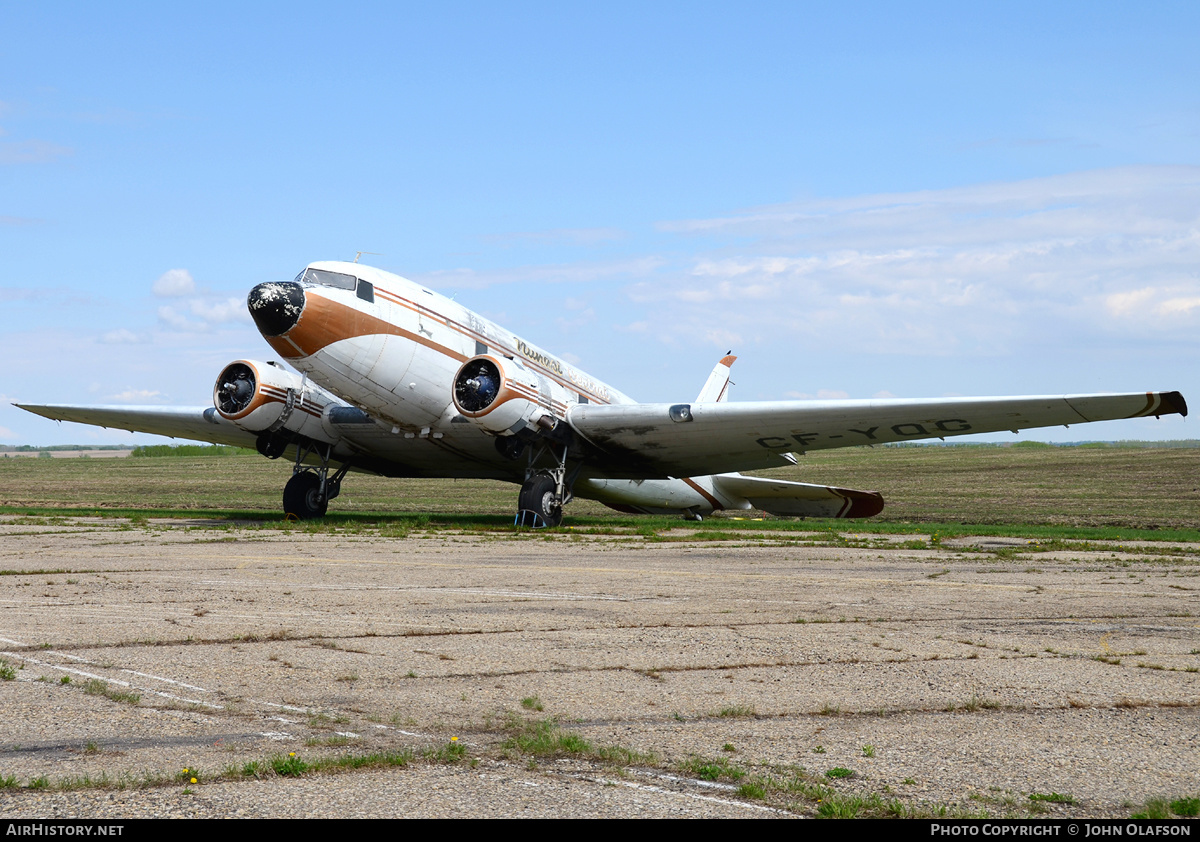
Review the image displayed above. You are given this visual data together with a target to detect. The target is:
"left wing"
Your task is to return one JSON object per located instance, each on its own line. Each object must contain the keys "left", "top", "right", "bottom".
{"left": 567, "top": 391, "right": 1188, "bottom": 479}
{"left": 15, "top": 404, "right": 261, "bottom": 450}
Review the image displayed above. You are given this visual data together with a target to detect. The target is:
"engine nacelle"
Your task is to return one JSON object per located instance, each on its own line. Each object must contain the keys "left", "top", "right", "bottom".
{"left": 212, "top": 359, "right": 334, "bottom": 445}
{"left": 452, "top": 354, "right": 559, "bottom": 435}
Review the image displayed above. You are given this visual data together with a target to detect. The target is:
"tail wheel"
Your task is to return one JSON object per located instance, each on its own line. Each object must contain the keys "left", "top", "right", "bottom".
{"left": 518, "top": 474, "right": 562, "bottom": 528}
{"left": 283, "top": 471, "right": 328, "bottom": 520}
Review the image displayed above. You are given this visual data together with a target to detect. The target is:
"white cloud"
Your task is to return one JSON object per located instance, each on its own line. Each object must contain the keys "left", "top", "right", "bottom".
{"left": 0, "top": 139, "right": 73, "bottom": 164}
{"left": 157, "top": 305, "right": 200, "bottom": 331}
{"left": 482, "top": 227, "right": 626, "bottom": 247}
{"left": 415, "top": 256, "right": 666, "bottom": 291}
{"left": 100, "top": 328, "right": 142, "bottom": 344}
{"left": 188, "top": 297, "right": 251, "bottom": 324}
{"left": 630, "top": 166, "right": 1200, "bottom": 357}
{"left": 153, "top": 269, "right": 196, "bottom": 297}
{"left": 156, "top": 295, "right": 251, "bottom": 332}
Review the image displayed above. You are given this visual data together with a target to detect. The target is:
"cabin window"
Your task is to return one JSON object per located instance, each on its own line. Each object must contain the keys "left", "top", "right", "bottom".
{"left": 296, "top": 268, "right": 357, "bottom": 290}
{"left": 356, "top": 280, "right": 375, "bottom": 303}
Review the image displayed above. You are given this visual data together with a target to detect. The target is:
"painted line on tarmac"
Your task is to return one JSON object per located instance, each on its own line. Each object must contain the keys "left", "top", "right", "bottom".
{"left": 553, "top": 770, "right": 786, "bottom": 815}
{"left": 1, "top": 651, "right": 222, "bottom": 709}
{"left": 0, "top": 632, "right": 223, "bottom": 708}
{"left": 190, "top": 579, "right": 643, "bottom": 601}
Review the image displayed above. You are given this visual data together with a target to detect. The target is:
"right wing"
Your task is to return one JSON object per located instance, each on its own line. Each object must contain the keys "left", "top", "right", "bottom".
{"left": 568, "top": 391, "right": 1188, "bottom": 479}
{"left": 15, "top": 404, "right": 261, "bottom": 449}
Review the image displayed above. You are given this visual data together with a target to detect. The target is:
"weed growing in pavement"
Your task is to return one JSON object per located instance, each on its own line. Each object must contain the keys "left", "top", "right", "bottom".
{"left": 0, "top": 659, "right": 14, "bottom": 680}
{"left": 424, "top": 738, "right": 468, "bottom": 763}
{"left": 1132, "top": 798, "right": 1172, "bottom": 819}
{"left": 1170, "top": 797, "right": 1200, "bottom": 817}
{"left": 679, "top": 755, "right": 745, "bottom": 782}
{"left": 825, "top": 767, "right": 855, "bottom": 779}
{"left": 521, "top": 696, "right": 544, "bottom": 712}
{"left": 82, "top": 679, "right": 139, "bottom": 705}
{"left": 503, "top": 717, "right": 591, "bottom": 758}
{"left": 716, "top": 704, "right": 756, "bottom": 718}
{"left": 1029, "top": 792, "right": 1074, "bottom": 804}
{"left": 270, "top": 753, "right": 310, "bottom": 777}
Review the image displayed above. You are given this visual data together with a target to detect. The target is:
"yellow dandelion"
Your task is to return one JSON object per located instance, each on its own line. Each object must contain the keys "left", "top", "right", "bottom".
{"left": 190, "top": 777, "right": 197, "bottom": 784}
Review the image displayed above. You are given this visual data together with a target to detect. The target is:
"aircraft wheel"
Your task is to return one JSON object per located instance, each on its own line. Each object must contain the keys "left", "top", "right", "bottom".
{"left": 283, "top": 471, "right": 328, "bottom": 520}
{"left": 518, "top": 475, "right": 562, "bottom": 527}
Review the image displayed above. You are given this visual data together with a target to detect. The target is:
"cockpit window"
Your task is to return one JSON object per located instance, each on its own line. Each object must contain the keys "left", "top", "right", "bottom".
{"left": 294, "top": 268, "right": 357, "bottom": 290}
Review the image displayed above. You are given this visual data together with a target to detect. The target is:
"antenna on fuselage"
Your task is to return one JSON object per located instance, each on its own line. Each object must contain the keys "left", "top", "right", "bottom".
{"left": 353, "top": 251, "right": 381, "bottom": 264}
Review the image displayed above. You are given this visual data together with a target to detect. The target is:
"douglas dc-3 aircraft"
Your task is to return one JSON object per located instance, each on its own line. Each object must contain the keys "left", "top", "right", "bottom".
{"left": 18, "top": 261, "right": 1189, "bottom": 526}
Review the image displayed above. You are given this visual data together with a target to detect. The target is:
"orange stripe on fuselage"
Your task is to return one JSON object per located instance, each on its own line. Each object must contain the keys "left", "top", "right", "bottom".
{"left": 263, "top": 281, "right": 614, "bottom": 408}
{"left": 273, "top": 293, "right": 469, "bottom": 365}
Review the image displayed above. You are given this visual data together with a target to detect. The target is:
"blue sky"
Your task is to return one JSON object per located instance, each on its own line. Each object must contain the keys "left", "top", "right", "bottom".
{"left": 3, "top": 1, "right": 1198, "bottom": 445}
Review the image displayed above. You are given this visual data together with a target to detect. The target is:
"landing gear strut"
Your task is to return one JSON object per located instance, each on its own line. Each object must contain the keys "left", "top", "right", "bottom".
{"left": 515, "top": 440, "right": 580, "bottom": 528}
{"left": 282, "top": 440, "right": 350, "bottom": 520}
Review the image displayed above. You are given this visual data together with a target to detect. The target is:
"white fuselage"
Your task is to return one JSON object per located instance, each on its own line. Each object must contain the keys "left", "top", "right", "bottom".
{"left": 258, "top": 261, "right": 741, "bottom": 516}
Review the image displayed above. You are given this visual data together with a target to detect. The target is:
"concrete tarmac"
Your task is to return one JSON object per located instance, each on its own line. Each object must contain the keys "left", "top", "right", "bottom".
{"left": 1, "top": 516, "right": 1197, "bottom": 818}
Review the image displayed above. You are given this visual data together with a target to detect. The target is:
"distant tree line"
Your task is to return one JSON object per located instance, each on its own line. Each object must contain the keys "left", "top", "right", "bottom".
{"left": 130, "top": 444, "right": 258, "bottom": 458}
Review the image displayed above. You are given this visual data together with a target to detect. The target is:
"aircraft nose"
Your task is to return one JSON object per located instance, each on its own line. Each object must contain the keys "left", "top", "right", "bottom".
{"left": 247, "top": 281, "right": 305, "bottom": 336}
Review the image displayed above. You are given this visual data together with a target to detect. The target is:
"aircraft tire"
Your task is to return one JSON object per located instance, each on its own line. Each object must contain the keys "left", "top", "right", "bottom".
{"left": 518, "top": 475, "right": 563, "bottom": 527}
{"left": 283, "top": 471, "right": 328, "bottom": 520}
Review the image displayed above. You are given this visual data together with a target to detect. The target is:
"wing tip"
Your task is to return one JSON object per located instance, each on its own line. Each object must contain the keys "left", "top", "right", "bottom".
{"left": 1161, "top": 391, "right": 1188, "bottom": 418}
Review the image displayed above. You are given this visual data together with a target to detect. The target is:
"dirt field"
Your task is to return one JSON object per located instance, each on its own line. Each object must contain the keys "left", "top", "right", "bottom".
{"left": 1, "top": 514, "right": 1198, "bottom": 818}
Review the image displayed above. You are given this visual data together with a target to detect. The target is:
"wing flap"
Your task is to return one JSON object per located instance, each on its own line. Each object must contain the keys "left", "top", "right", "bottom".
{"left": 568, "top": 391, "right": 1187, "bottom": 479}
{"left": 713, "top": 474, "right": 884, "bottom": 518}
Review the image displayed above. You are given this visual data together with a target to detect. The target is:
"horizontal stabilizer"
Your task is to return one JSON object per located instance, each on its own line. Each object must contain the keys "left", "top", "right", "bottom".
{"left": 712, "top": 474, "right": 884, "bottom": 518}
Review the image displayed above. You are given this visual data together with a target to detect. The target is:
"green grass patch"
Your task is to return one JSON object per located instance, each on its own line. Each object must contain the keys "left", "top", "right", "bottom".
{"left": 715, "top": 704, "right": 756, "bottom": 718}
{"left": 679, "top": 755, "right": 746, "bottom": 782}
{"left": 504, "top": 718, "right": 592, "bottom": 758}
{"left": 81, "top": 679, "right": 140, "bottom": 705}
{"left": 1170, "top": 797, "right": 1200, "bottom": 817}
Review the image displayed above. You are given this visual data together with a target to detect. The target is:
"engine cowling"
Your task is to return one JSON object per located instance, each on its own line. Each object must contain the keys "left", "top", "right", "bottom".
{"left": 212, "top": 359, "right": 333, "bottom": 444}
{"left": 452, "top": 354, "right": 554, "bottom": 435}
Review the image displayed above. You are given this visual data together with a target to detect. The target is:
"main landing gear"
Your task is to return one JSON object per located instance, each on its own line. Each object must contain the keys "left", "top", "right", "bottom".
{"left": 515, "top": 440, "right": 580, "bottom": 528}
{"left": 280, "top": 439, "right": 350, "bottom": 520}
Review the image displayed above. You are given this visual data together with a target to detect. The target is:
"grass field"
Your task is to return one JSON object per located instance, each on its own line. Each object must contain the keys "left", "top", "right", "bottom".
{"left": 2, "top": 445, "right": 1196, "bottom": 534}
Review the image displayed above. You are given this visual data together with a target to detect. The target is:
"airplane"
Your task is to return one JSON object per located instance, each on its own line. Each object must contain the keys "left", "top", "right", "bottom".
{"left": 16, "top": 260, "right": 1189, "bottom": 527}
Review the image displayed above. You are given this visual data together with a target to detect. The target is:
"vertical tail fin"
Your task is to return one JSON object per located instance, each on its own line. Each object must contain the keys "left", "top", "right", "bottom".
{"left": 695, "top": 353, "right": 737, "bottom": 403}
